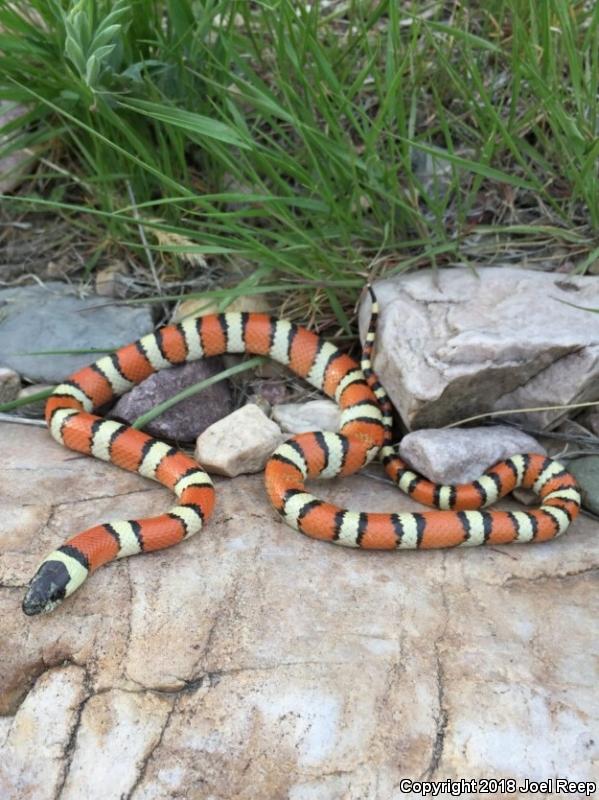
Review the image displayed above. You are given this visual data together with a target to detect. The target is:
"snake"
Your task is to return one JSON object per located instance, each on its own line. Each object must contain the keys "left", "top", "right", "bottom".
{"left": 22, "top": 289, "right": 582, "bottom": 615}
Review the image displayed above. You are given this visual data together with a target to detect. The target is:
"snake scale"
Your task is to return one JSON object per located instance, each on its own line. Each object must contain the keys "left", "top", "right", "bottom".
{"left": 22, "top": 290, "right": 582, "bottom": 615}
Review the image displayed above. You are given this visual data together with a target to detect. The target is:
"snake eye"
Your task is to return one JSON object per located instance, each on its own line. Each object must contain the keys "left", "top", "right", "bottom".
{"left": 22, "top": 560, "right": 70, "bottom": 616}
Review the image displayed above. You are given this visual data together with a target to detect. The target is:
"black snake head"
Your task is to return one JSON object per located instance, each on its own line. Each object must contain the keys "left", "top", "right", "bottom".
{"left": 22, "top": 560, "right": 70, "bottom": 615}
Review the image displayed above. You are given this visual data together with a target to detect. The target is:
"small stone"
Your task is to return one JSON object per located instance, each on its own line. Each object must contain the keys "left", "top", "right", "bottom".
{"left": 565, "top": 456, "right": 599, "bottom": 515}
{"left": 253, "top": 380, "right": 289, "bottom": 406}
{"left": 94, "top": 262, "right": 127, "bottom": 298}
{"left": 587, "top": 257, "right": 599, "bottom": 275}
{"left": 248, "top": 379, "right": 290, "bottom": 407}
{"left": 45, "top": 258, "right": 79, "bottom": 278}
{"left": 171, "top": 293, "right": 270, "bottom": 323}
{"left": 0, "top": 282, "right": 153, "bottom": 383}
{"left": 0, "top": 367, "right": 20, "bottom": 404}
{"left": 398, "top": 426, "right": 546, "bottom": 484}
{"left": 195, "top": 403, "right": 284, "bottom": 476}
{"left": 0, "top": 104, "right": 29, "bottom": 194}
{"left": 110, "top": 359, "right": 233, "bottom": 442}
{"left": 245, "top": 393, "right": 271, "bottom": 417}
{"left": 15, "top": 384, "right": 54, "bottom": 418}
{"left": 272, "top": 399, "right": 341, "bottom": 434}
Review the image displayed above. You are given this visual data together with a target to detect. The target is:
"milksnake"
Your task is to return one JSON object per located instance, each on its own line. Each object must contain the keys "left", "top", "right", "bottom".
{"left": 22, "top": 290, "right": 582, "bottom": 615}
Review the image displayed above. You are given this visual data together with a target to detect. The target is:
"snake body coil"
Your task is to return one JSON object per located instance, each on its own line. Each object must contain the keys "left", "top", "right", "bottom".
{"left": 22, "top": 294, "right": 581, "bottom": 615}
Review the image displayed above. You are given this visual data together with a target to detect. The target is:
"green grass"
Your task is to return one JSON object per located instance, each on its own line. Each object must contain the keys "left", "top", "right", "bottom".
{"left": 0, "top": 0, "right": 598, "bottom": 333}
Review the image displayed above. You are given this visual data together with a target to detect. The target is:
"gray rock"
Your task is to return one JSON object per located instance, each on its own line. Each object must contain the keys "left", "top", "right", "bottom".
{"left": 109, "top": 358, "right": 233, "bottom": 442}
{"left": 0, "top": 282, "right": 153, "bottom": 383}
{"left": 195, "top": 403, "right": 284, "bottom": 476}
{"left": 272, "top": 399, "right": 341, "bottom": 433}
{"left": 565, "top": 456, "right": 599, "bottom": 515}
{"left": 0, "top": 367, "right": 20, "bottom": 404}
{"left": 359, "top": 267, "right": 599, "bottom": 430}
{"left": 398, "top": 425, "right": 546, "bottom": 484}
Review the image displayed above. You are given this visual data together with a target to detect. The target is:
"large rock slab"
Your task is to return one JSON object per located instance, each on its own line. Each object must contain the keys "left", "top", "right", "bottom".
{"left": 0, "top": 282, "right": 153, "bottom": 382}
{"left": 1, "top": 422, "right": 598, "bottom": 796}
{"left": 359, "top": 268, "right": 599, "bottom": 430}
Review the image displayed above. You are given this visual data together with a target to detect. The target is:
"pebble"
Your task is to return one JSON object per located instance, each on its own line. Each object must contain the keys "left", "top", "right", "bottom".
{"left": 94, "top": 263, "right": 128, "bottom": 298}
{"left": 195, "top": 403, "right": 284, "bottom": 476}
{"left": 0, "top": 367, "right": 21, "bottom": 405}
{"left": 0, "top": 103, "right": 29, "bottom": 193}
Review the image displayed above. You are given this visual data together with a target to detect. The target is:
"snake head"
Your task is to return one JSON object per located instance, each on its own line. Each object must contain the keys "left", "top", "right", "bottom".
{"left": 22, "top": 560, "right": 70, "bottom": 616}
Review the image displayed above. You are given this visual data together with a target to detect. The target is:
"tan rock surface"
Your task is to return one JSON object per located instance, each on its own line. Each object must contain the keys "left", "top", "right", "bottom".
{"left": 1, "top": 422, "right": 598, "bottom": 797}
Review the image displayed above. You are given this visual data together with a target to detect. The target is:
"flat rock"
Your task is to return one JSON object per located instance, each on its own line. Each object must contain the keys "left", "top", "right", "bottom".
{"left": 399, "top": 425, "right": 546, "bottom": 484}
{"left": 272, "top": 399, "right": 341, "bottom": 433}
{"left": 195, "top": 403, "right": 284, "bottom": 476}
{"left": 0, "top": 282, "right": 153, "bottom": 383}
{"left": 110, "top": 358, "right": 233, "bottom": 442}
{"left": 0, "top": 367, "right": 20, "bottom": 404}
{"left": 359, "top": 267, "right": 599, "bottom": 430}
{"left": 1, "top": 422, "right": 598, "bottom": 796}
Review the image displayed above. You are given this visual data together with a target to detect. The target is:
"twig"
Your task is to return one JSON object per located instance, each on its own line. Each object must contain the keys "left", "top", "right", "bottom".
{"left": 0, "top": 412, "right": 46, "bottom": 427}
{"left": 126, "top": 180, "right": 161, "bottom": 295}
{"left": 446, "top": 400, "right": 599, "bottom": 428}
